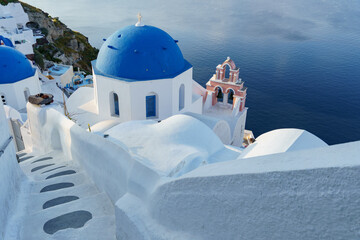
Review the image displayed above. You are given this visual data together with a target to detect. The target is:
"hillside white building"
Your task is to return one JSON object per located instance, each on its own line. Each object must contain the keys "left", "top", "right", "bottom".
{"left": 68, "top": 17, "right": 248, "bottom": 147}
{"left": 0, "top": 2, "right": 35, "bottom": 58}
{"left": 0, "top": 46, "right": 41, "bottom": 110}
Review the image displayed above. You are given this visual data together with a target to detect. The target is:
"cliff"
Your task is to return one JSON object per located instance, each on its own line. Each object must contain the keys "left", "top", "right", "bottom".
{"left": 4, "top": 1, "right": 99, "bottom": 73}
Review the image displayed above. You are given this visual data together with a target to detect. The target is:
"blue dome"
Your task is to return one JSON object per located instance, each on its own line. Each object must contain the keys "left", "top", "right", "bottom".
{"left": 0, "top": 46, "right": 35, "bottom": 84}
{"left": 0, "top": 35, "right": 14, "bottom": 47}
{"left": 95, "top": 25, "right": 188, "bottom": 80}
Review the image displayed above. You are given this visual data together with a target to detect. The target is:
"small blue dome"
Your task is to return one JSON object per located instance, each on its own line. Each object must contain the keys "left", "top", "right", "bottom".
{"left": 0, "top": 46, "right": 35, "bottom": 84}
{"left": 0, "top": 35, "right": 14, "bottom": 47}
{"left": 95, "top": 25, "right": 187, "bottom": 80}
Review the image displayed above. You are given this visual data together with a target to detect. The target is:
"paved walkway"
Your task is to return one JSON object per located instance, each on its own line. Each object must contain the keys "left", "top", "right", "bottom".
{"left": 17, "top": 151, "right": 116, "bottom": 239}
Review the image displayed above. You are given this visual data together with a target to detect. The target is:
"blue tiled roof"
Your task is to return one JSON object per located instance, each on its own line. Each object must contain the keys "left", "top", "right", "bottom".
{"left": 0, "top": 46, "right": 35, "bottom": 84}
{"left": 95, "top": 25, "right": 189, "bottom": 81}
{"left": 0, "top": 35, "right": 14, "bottom": 47}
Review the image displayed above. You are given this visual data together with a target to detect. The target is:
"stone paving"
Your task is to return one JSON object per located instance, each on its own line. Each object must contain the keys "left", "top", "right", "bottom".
{"left": 17, "top": 151, "right": 116, "bottom": 239}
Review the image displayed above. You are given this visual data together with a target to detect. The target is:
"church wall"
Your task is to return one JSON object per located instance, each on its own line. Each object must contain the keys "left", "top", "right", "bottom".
{"left": 129, "top": 78, "right": 173, "bottom": 120}
{"left": 232, "top": 108, "right": 247, "bottom": 146}
{"left": 94, "top": 74, "right": 132, "bottom": 122}
{"left": 171, "top": 68, "right": 193, "bottom": 115}
{"left": 12, "top": 73, "right": 41, "bottom": 110}
{"left": 188, "top": 94, "right": 203, "bottom": 114}
{"left": 0, "top": 73, "right": 41, "bottom": 111}
{"left": 0, "top": 84, "right": 18, "bottom": 109}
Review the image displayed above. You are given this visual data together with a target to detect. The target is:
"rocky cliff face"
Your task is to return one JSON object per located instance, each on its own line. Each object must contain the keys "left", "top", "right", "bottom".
{"left": 20, "top": 1, "right": 98, "bottom": 73}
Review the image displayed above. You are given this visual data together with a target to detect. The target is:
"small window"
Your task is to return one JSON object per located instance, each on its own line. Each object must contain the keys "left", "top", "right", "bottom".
{"left": 24, "top": 88, "right": 30, "bottom": 102}
{"left": 146, "top": 94, "right": 157, "bottom": 118}
{"left": 215, "top": 87, "right": 223, "bottom": 102}
{"left": 228, "top": 89, "right": 234, "bottom": 104}
{"left": 179, "top": 84, "right": 185, "bottom": 111}
{"left": 110, "top": 92, "right": 119, "bottom": 117}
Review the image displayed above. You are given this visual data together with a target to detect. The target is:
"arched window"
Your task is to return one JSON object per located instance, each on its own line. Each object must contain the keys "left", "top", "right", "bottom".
{"left": 215, "top": 86, "right": 223, "bottom": 102}
{"left": 24, "top": 88, "right": 30, "bottom": 102}
{"left": 110, "top": 92, "right": 119, "bottom": 117}
{"left": 227, "top": 89, "right": 235, "bottom": 104}
{"left": 179, "top": 84, "right": 185, "bottom": 111}
{"left": 224, "top": 64, "right": 231, "bottom": 80}
{"left": 146, "top": 93, "right": 158, "bottom": 118}
{"left": 1, "top": 93, "right": 6, "bottom": 105}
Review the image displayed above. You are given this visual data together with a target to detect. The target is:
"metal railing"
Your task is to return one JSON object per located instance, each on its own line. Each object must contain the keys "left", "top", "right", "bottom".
{"left": 0, "top": 136, "right": 13, "bottom": 158}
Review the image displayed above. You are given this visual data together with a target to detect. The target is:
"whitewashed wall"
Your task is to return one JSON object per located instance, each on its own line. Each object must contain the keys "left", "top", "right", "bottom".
{"left": 147, "top": 140, "right": 360, "bottom": 240}
{"left": 26, "top": 103, "right": 360, "bottom": 240}
{"left": 0, "top": 100, "right": 25, "bottom": 239}
{"left": 0, "top": 73, "right": 41, "bottom": 110}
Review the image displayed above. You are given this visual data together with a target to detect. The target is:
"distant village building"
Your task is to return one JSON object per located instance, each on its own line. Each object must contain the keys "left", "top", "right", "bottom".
{"left": 67, "top": 17, "right": 248, "bottom": 147}
{"left": 0, "top": 3, "right": 36, "bottom": 59}
{"left": 0, "top": 46, "right": 41, "bottom": 110}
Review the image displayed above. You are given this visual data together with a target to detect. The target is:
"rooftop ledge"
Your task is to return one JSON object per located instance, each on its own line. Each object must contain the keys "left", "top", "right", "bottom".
{"left": 92, "top": 59, "right": 193, "bottom": 82}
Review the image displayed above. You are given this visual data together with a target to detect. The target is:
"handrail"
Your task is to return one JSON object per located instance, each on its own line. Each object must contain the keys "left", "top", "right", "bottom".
{"left": 0, "top": 136, "right": 13, "bottom": 158}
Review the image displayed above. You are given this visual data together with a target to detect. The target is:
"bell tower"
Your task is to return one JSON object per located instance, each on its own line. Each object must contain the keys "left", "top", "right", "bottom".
{"left": 206, "top": 57, "right": 247, "bottom": 112}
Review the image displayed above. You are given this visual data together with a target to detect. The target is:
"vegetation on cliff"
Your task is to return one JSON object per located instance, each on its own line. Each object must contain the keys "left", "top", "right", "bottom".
{"left": 1, "top": 1, "right": 98, "bottom": 73}
{"left": 0, "top": 0, "right": 18, "bottom": 6}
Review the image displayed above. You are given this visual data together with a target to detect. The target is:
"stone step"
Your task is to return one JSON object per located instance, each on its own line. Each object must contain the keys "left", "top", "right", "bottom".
{"left": 21, "top": 193, "right": 114, "bottom": 239}
{"left": 30, "top": 172, "right": 88, "bottom": 194}
{"left": 26, "top": 183, "right": 100, "bottom": 214}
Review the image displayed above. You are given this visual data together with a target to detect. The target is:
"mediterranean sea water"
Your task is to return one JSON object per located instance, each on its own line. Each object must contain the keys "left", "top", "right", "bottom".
{"left": 23, "top": 0, "right": 360, "bottom": 145}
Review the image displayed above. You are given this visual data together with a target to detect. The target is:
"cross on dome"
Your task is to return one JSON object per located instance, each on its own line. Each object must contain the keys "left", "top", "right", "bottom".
{"left": 135, "top": 13, "right": 144, "bottom": 27}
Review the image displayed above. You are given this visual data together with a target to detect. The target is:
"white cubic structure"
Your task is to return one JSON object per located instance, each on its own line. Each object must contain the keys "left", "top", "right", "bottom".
{"left": 0, "top": 2, "right": 35, "bottom": 58}
{"left": 47, "top": 64, "right": 74, "bottom": 87}
{"left": 0, "top": 46, "right": 41, "bottom": 110}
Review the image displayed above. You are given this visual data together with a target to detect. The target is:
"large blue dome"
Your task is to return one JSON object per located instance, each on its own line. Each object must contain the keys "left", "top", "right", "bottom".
{"left": 0, "top": 46, "right": 35, "bottom": 84}
{"left": 95, "top": 25, "right": 189, "bottom": 80}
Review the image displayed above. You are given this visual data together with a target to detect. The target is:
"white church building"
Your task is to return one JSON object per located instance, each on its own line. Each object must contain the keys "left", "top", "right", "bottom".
{"left": 0, "top": 46, "right": 41, "bottom": 111}
{"left": 68, "top": 17, "right": 248, "bottom": 147}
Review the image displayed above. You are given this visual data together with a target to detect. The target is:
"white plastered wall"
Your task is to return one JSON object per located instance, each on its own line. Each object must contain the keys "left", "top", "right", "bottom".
{"left": 60, "top": 66, "right": 74, "bottom": 87}
{"left": 0, "top": 100, "right": 26, "bottom": 239}
{"left": 171, "top": 68, "right": 193, "bottom": 115}
{"left": 93, "top": 68, "right": 199, "bottom": 123}
{"left": 25, "top": 102, "right": 360, "bottom": 240}
{"left": 94, "top": 74, "right": 132, "bottom": 122}
{"left": 231, "top": 108, "right": 247, "bottom": 146}
{"left": 0, "top": 72, "right": 41, "bottom": 110}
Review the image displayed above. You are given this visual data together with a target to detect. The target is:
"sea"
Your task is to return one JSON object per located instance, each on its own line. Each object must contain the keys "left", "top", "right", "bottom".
{"left": 23, "top": 0, "right": 360, "bottom": 145}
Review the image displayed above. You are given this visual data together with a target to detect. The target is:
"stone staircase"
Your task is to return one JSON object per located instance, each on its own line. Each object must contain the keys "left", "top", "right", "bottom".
{"left": 17, "top": 151, "right": 116, "bottom": 239}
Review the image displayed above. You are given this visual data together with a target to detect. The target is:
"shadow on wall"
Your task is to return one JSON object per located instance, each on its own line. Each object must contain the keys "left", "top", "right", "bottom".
{"left": 50, "top": 128, "right": 62, "bottom": 150}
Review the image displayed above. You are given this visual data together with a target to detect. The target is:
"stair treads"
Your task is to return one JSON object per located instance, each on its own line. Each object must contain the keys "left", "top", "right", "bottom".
{"left": 46, "top": 170, "right": 76, "bottom": 179}
{"left": 43, "top": 210, "right": 92, "bottom": 235}
{"left": 31, "top": 164, "right": 55, "bottom": 172}
{"left": 17, "top": 153, "right": 27, "bottom": 158}
{"left": 41, "top": 166, "right": 66, "bottom": 174}
{"left": 40, "top": 183, "right": 74, "bottom": 193}
{"left": 32, "top": 157, "right": 53, "bottom": 164}
{"left": 19, "top": 156, "right": 34, "bottom": 162}
{"left": 43, "top": 196, "right": 79, "bottom": 209}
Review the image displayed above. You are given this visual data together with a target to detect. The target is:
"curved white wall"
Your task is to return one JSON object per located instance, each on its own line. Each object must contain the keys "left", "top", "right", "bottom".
{"left": 26, "top": 103, "right": 360, "bottom": 240}
{"left": 148, "top": 141, "right": 360, "bottom": 240}
{"left": 0, "top": 101, "right": 26, "bottom": 239}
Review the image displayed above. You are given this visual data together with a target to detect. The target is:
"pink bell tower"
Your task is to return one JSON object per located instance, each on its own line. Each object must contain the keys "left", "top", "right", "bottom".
{"left": 206, "top": 57, "right": 247, "bottom": 112}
